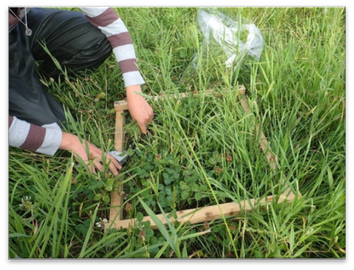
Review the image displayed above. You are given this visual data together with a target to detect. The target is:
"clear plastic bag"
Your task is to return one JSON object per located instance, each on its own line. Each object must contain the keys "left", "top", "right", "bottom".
{"left": 180, "top": 8, "right": 264, "bottom": 86}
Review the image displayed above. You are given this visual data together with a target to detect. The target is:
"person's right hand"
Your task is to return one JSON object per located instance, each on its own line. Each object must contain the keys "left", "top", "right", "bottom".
{"left": 126, "top": 84, "right": 154, "bottom": 134}
{"left": 59, "top": 132, "right": 121, "bottom": 176}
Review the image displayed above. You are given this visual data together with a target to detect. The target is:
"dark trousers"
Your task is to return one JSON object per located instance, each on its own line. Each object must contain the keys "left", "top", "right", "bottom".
{"left": 9, "top": 8, "right": 112, "bottom": 127}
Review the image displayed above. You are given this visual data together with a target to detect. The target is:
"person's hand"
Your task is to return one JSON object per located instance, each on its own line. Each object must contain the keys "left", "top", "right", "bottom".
{"left": 126, "top": 84, "right": 154, "bottom": 134}
{"left": 59, "top": 132, "right": 121, "bottom": 176}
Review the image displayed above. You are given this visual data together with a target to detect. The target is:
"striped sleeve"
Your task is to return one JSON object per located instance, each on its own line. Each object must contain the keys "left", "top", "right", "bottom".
{"left": 80, "top": 7, "right": 145, "bottom": 87}
{"left": 9, "top": 116, "right": 62, "bottom": 156}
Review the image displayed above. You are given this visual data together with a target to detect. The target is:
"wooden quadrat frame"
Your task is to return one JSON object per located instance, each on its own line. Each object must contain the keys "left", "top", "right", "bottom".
{"left": 106, "top": 85, "right": 301, "bottom": 230}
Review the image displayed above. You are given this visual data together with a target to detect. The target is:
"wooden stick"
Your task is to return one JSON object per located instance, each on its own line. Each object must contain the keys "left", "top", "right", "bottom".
{"left": 113, "top": 85, "right": 246, "bottom": 109}
{"left": 237, "top": 90, "right": 302, "bottom": 198}
{"left": 109, "top": 102, "right": 126, "bottom": 223}
{"left": 237, "top": 92, "right": 277, "bottom": 170}
{"left": 114, "top": 101, "right": 126, "bottom": 152}
{"left": 107, "top": 193, "right": 295, "bottom": 230}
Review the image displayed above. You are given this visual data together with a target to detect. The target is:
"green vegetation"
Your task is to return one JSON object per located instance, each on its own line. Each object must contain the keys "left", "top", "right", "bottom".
{"left": 9, "top": 7, "right": 345, "bottom": 258}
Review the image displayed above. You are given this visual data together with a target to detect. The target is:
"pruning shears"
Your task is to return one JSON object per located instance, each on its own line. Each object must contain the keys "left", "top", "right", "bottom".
{"left": 108, "top": 139, "right": 135, "bottom": 166}
{"left": 108, "top": 150, "right": 130, "bottom": 165}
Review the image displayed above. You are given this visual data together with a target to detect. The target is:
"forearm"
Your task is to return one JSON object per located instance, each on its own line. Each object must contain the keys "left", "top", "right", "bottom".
{"left": 9, "top": 116, "right": 62, "bottom": 156}
{"left": 80, "top": 7, "right": 145, "bottom": 87}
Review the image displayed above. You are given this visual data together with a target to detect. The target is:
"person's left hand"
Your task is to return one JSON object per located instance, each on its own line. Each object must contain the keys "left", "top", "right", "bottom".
{"left": 126, "top": 84, "right": 154, "bottom": 134}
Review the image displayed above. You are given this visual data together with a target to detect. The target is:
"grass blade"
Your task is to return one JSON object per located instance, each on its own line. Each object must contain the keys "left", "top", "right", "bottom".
{"left": 78, "top": 203, "right": 100, "bottom": 258}
{"left": 293, "top": 242, "right": 313, "bottom": 258}
{"left": 138, "top": 197, "right": 177, "bottom": 254}
{"left": 27, "top": 158, "right": 73, "bottom": 258}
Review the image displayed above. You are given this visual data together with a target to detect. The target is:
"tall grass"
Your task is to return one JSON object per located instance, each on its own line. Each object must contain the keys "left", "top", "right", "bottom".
{"left": 8, "top": 7, "right": 345, "bottom": 258}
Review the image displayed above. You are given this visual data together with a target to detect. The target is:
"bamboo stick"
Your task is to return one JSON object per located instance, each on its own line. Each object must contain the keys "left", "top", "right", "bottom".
{"left": 237, "top": 90, "right": 302, "bottom": 198}
{"left": 109, "top": 102, "right": 126, "bottom": 223}
{"left": 113, "top": 85, "right": 246, "bottom": 109}
{"left": 107, "top": 193, "right": 294, "bottom": 230}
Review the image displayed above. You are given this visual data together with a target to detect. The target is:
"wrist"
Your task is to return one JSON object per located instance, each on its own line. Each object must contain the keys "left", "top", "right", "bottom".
{"left": 59, "top": 132, "right": 78, "bottom": 151}
{"left": 126, "top": 84, "right": 142, "bottom": 97}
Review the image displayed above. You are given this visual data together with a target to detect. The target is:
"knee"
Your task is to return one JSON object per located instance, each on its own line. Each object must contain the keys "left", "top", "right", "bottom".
{"left": 29, "top": 8, "right": 112, "bottom": 64}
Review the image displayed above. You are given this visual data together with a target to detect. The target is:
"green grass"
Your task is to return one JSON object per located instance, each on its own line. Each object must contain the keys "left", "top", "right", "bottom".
{"left": 8, "top": 7, "right": 345, "bottom": 258}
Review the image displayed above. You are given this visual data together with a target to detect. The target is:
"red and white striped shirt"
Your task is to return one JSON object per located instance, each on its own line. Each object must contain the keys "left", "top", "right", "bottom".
{"left": 9, "top": 7, "right": 144, "bottom": 156}
{"left": 9, "top": 116, "right": 62, "bottom": 156}
{"left": 81, "top": 7, "right": 145, "bottom": 87}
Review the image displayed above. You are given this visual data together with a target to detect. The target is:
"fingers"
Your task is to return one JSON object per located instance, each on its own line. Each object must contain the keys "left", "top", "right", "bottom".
{"left": 92, "top": 154, "right": 122, "bottom": 176}
{"left": 86, "top": 162, "right": 96, "bottom": 175}
{"left": 127, "top": 93, "right": 154, "bottom": 134}
{"left": 139, "top": 111, "right": 153, "bottom": 134}
{"left": 72, "top": 137, "right": 123, "bottom": 177}
{"left": 82, "top": 149, "right": 122, "bottom": 176}
{"left": 138, "top": 121, "right": 148, "bottom": 134}
{"left": 137, "top": 105, "right": 154, "bottom": 134}
{"left": 106, "top": 154, "right": 122, "bottom": 176}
